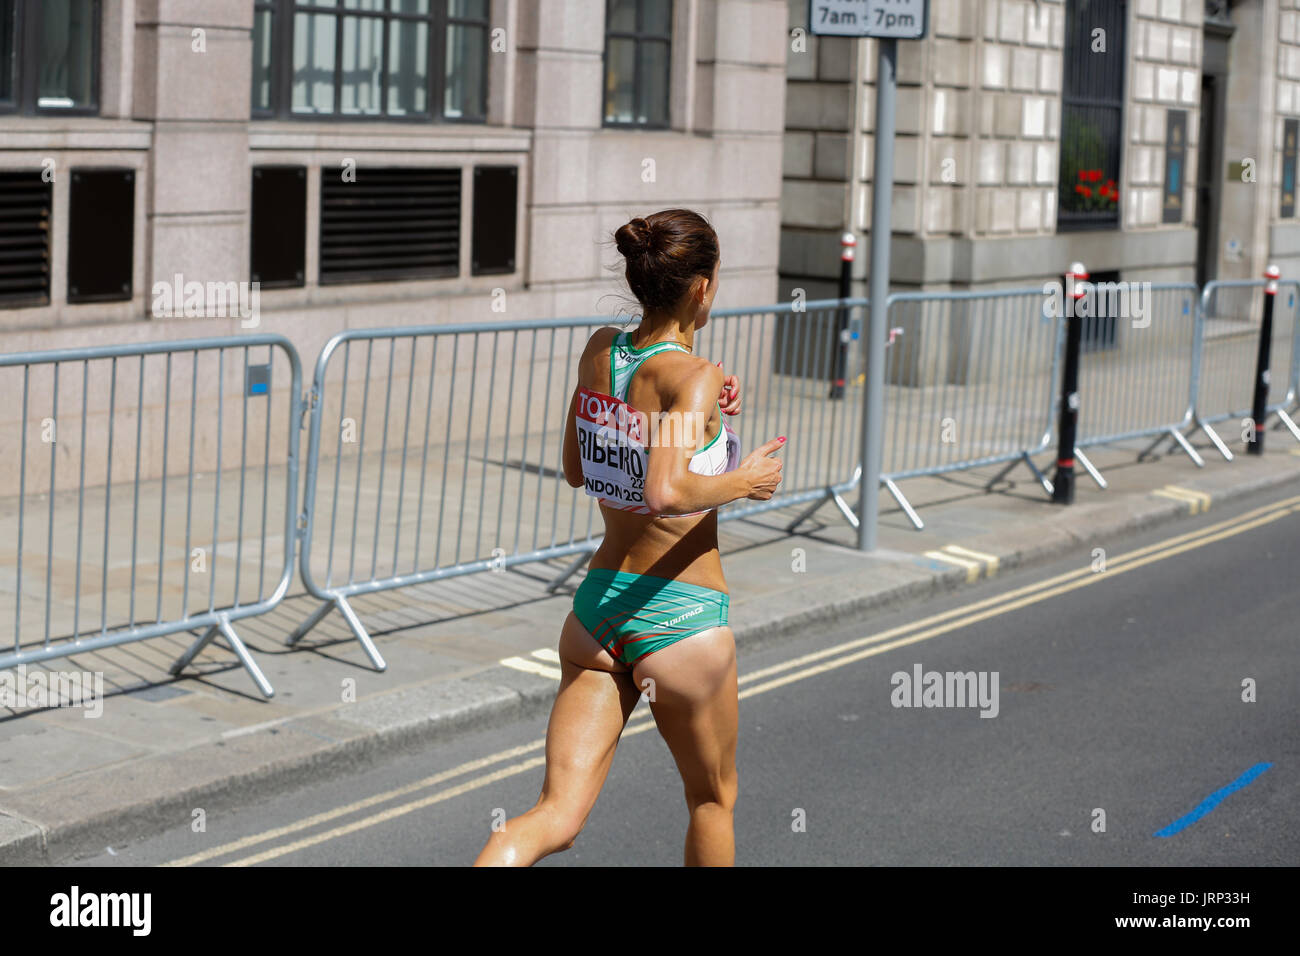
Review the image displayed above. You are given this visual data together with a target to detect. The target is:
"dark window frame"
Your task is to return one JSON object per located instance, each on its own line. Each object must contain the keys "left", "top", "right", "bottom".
{"left": 0, "top": 0, "right": 101, "bottom": 117}
{"left": 1057, "top": 0, "right": 1126, "bottom": 233}
{"left": 602, "top": 0, "right": 673, "bottom": 130}
{"left": 252, "top": 0, "right": 489, "bottom": 123}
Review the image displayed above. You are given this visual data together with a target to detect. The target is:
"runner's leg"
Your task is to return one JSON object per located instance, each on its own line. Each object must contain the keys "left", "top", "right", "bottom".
{"left": 473, "top": 612, "right": 640, "bottom": 866}
{"left": 632, "top": 625, "right": 739, "bottom": 866}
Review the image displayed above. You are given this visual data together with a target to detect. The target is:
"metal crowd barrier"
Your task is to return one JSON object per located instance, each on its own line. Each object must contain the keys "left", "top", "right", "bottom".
{"left": 0, "top": 336, "right": 302, "bottom": 698}
{"left": 1073, "top": 282, "right": 1204, "bottom": 474}
{"left": 874, "top": 288, "right": 1064, "bottom": 529}
{"left": 1191, "top": 279, "right": 1300, "bottom": 457}
{"left": 290, "top": 300, "right": 869, "bottom": 659}
{"left": 11, "top": 278, "right": 1300, "bottom": 689}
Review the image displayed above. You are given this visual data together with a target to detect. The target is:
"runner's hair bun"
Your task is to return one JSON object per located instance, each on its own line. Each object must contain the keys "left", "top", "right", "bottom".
{"left": 612, "top": 209, "right": 720, "bottom": 315}
{"left": 615, "top": 217, "right": 654, "bottom": 257}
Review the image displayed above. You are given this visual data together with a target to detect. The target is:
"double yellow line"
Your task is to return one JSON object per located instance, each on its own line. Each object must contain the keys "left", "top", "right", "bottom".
{"left": 163, "top": 493, "right": 1300, "bottom": 867}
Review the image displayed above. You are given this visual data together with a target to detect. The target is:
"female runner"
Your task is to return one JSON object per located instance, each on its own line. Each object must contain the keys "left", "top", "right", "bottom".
{"left": 474, "top": 208, "right": 785, "bottom": 866}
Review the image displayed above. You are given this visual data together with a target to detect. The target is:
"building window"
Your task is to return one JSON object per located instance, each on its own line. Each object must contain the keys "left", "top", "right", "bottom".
{"left": 1057, "top": 0, "right": 1125, "bottom": 231}
{"left": 252, "top": 0, "right": 489, "bottom": 122}
{"left": 603, "top": 0, "right": 671, "bottom": 128}
{"left": 0, "top": 0, "right": 100, "bottom": 116}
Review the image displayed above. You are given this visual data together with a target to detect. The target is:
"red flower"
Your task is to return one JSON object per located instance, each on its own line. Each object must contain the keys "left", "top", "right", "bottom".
{"left": 1078, "top": 170, "right": 1088, "bottom": 180}
{"left": 1080, "top": 186, "right": 1093, "bottom": 198}
{"left": 1091, "top": 169, "right": 1105, "bottom": 183}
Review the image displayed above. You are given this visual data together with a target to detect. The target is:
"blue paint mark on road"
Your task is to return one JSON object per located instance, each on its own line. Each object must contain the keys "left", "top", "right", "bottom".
{"left": 1154, "top": 762, "right": 1272, "bottom": 837}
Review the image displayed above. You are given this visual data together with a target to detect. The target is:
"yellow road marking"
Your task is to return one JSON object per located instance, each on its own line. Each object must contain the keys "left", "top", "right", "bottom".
{"left": 924, "top": 549, "right": 982, "bottom": 583}
{"left": 499, "top": 656, "right": 562, "bottom": 680}
{"left": 167, "top": 494, "right": 1300, "bottom": 867}
{"left": 1167, "top": 485, "right": 1211, "bottom": 512}
{"left": 1153, "top": 485, "right": 1210, "bottom": 514}
{"left": 162, "top": 741, "right": 547, "bottom": 867}
{"left": 942, "top": 544, "right": 1000, "bottom": 576}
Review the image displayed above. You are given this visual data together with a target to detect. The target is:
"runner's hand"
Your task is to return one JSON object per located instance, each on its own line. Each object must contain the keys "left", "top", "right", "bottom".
{"left": 739, "top": 437, "right": 785, "bottom": 500}
{"left": 716, "top": 362, "right": 741, "bottom": 416}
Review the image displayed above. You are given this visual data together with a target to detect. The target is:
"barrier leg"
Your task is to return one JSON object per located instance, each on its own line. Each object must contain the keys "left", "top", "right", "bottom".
{"left": 1271, "top": 408, "right": 1300, "bottom": 443}
{"left": 334, "top": 595, "right": 387, "bottom": 672}
{"left": 883, "top": 478, "right": 923, "bottom": 530}
{"left": 1074, "top": 447, "right": 1107, "bottom": 489}
{"left": 546, "top": 550, "right": 593, "bottom": 592}
{"left": 830, "top": 490, "right": 860, "bottom": 529}
{"left": 1194, "top": 417, "right": 1234, "bottom": 461}
{"left": 170, "top": 616, "right": 275, "bottom": 699}
{"left": 1022, "top": 452, "right": 1055, "bottom": 497}
{"left": 287, "top": 599, "right": 335, "bottom": 645}
{"left": 170, "top": 623, "right": 218, "bottom": 674}
{"left": 1168, "top": 426, "right": 1206, "bottom": 467}
{"left": 215, "top": 619, "right": 276, "bottom": 699}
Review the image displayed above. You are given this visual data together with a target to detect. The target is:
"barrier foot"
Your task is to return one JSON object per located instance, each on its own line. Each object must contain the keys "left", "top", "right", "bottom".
{"left": 1272, "top": 408, "right": 1300, "bottom": 443}
{"left": 170, "top": 616, "right": 275, "bottom": 699}
{"left": 1022, "top": 453, "right": 1054, "bottom": 497}
{"left": 1169, "top": 427, "right": 1205, "bottom": 467}
{"left": 287, "top": 599, "right": 334, "bottom": 645}
{"left": 546, "top": 550, "right": 593, "bottom": 593}
{"left": 1196, "top": 419, "right": 1234, "bottom": 461}
{"left": 883, "top": 478, "right": 923, "bottom": 530}
{"left": 170, "top": 623, "right": 218, "bottom": 675}
{"left": 334, "top": 595, "right": 387, "bottom": 672}
{"left": 831, "top": 490, "right": 860, "bottom": 529}
{"left": 786, "top": 493, "right": 831, "bottom": 533}
{"left": 1074, "top": 447, "right": 1107, "bottom": 489}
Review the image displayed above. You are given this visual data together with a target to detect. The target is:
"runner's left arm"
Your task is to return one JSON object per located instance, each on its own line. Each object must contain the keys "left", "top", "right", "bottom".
{"left": 562, "top": 385, "right": 584, "bottom": 488}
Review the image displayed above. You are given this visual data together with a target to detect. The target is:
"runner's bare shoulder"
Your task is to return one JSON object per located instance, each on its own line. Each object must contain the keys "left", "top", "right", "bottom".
{"left": 646, "top": 350, "right": 723, "bottom": 410}
{"left": 580, "top": 327, "right": 622, "bottom": 386}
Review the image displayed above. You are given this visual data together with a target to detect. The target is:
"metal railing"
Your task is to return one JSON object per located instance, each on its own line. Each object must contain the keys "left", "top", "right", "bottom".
{"left": 7, "top": 276, "right": 1300, "bottom": 688}
{"left": 874, "top": 288, "right": 1064, "bottom": 529}
{"left": 289, "top": 300, "right": 869, "bottom": 659}
{"left": 0, "top": 336, "right": 302, "bottom": 698}
{"left": 1191, "top": 279, "right": 1300, "bottom": 457}
{"left": 1074, "top": 282, "right": 1204, "bottom": 473}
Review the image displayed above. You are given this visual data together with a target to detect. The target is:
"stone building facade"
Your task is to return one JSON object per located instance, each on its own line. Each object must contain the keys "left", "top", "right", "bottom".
{"left": 0, "top": 0, "right": 787, "bottom": 353}
{"left": 781, "top": 0, "right": 1297, "bottom": 298}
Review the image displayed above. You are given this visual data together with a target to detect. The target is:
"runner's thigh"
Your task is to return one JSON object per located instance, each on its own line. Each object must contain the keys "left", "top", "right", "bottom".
{"left": 632, "top": 627, "right": 739, "bottom": 798}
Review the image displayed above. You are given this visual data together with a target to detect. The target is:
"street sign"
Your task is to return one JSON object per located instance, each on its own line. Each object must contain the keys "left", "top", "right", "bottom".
{"left": 809, "top": 0, "right": 928, "bottom": 38}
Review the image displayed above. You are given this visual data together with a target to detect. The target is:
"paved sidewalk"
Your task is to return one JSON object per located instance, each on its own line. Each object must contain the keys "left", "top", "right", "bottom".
{"left": 2, "top": 435, "right": 1299, "bottom": 863}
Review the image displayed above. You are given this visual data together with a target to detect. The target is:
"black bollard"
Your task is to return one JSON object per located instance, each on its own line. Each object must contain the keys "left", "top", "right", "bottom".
{"left": 1247, "top": 265, "right": 1280, "bottom": 455}
{"left": 1052, "top": 263, "right": 1087, "bottom": 504}
{"left": 829, "top": 232, "right": 855, "bottom": 400}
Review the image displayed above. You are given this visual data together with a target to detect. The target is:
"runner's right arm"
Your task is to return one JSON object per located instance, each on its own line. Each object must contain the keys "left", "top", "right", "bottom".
{"left": 643, "top": 360, "right": 783, "bottom": 515}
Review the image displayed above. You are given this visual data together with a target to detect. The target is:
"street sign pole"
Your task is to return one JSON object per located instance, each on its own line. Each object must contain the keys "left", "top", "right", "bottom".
{"left": 809, "top": 0, "right": 925, "bottom": 551}
{"left": 857, "top": 37, "right": 896, "bottom": 551}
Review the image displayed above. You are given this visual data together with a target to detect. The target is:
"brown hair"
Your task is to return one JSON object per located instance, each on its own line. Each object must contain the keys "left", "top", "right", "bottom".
{"left": 613, "top": 208, "right": 720, "bottom": 316}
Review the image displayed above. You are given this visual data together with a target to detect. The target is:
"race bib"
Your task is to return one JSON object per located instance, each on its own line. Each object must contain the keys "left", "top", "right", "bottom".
{"left": 575, "top": 386, "right": 651, "bottom": 512}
